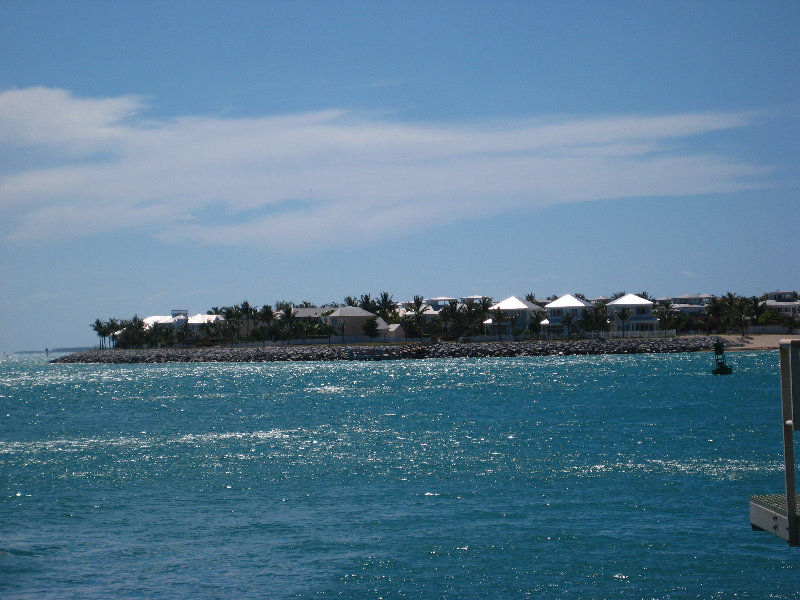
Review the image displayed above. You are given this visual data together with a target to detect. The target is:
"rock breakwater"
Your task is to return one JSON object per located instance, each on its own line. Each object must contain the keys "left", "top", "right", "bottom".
{"left": 52, "top": 337, "right": 732, "bottom": 364}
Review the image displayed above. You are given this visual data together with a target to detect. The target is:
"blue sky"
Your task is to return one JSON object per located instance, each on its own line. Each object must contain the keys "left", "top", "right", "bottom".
{"left": 1, "top": 1, "right": 798, "bottom": 352}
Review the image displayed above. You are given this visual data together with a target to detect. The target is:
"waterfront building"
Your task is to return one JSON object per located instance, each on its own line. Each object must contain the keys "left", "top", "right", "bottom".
{"left": 657, "top": 293, "right": 713, "bottom": 318}
{"left": 607, "top": 293, "right": 658, "bottom": 336}
{"left": 487, "top": 296, "right": 545, "bottom": 336}
{"left": 542, "top": 294, "right": 592, "bottom": 338}
{"left": 762, "top": 290, "right": 800, "bottom": 317}
{"left": 323, "top": 306, "right": 380, "bottom": 337}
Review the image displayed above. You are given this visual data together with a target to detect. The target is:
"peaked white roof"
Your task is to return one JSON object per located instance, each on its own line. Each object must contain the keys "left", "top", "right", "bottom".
{"left": 188, "top": 313, "right": 224, "bottom": 324}
{"left": 143, "top": 315, "right": 177, "bottom": 327}
{"left": 545, "top": 294, "right": 591, "bottom": 309}
{"left": 489, "top": 296, "right": 541, "bottom": 311}
{"left": 292, "top": 307, "right": 326, "bottom": 318}
{"left": 764, "top": 299, "right": 800, "bottom": 306}
{"left": 327, "top": 306, "right": 375, "bottom": 317}
{"left": 608, "top": 293, "right": 653, "bottom": 306}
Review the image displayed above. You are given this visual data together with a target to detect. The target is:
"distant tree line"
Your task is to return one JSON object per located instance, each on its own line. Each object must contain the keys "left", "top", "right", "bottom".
{"left": 92, "top": 291, "right": 797, "bottom": 349}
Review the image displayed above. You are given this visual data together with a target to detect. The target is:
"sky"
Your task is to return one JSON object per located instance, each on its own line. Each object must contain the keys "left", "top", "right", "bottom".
{"left": 1, "top": 1, "right": 798, "bottom": 352}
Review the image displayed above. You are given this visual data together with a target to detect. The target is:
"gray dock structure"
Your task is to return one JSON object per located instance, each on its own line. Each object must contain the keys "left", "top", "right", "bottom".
{"left": 750, "top": 339, "right": 800, "bottom": 546}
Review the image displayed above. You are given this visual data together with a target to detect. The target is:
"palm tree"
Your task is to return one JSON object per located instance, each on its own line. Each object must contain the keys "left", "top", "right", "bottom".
{"left": 492, "top": 308, "right": 507, "bottom": 340}
{"left": 723, "top": 293, "right": 753, "bottom": 336}
{"left": 528, "top": 309, "right": 547, "bottom": 339}
{"left": 237, "top": 300, "right": 257, "bottom": 340}
{"left": 363, "top": 316, "right": 380, "bottom": 340}
{"left": 438, "top": 301, "right": 455, "bottom": 339}
{"left": 376, "top": 291, "right": 395, "bottom": 322}
{"left": 256, "top": 304, "right": 275, "bottom": 343}
{"left": 117, "top": 315, "right": 146, "bottom": 348}
{"left": 411, "top": 295, "right": 426, "bottom": 339}
{"left": 220, "top": 306, "right": 242, "bottom": 339}
{"left": 592, "top": 304, "right": 610, "bottom": 335}
{"left": 359, "top": 294, "right": 378, "bottom": 314}
{"left": 577, "top": 309, "right": 595, "bottom": 337}
{"left": 673, "top": 312, "right": 689, "bottom": 336}
{"left": 748, "top": 296, "right": 764, "bottom": 328}
{"left": 147, "top": 322, "right": 174, "bottom": 348}
{"left": 280, "top": 304, "right": 295, "bottom": 344}
{"left": 699, "top": 312, "right": 714, "bottom": 335}
{"left": 439, "top": 299, "right": 465, "bottom": 340}
{"left": 562, "top": 311, "right": 574, "bottom": 339}
{"left": 705, "top": 297, "right": 724, "bottom": 332}
{"left": 508, "top": 311, "right": 520, "bottom": 341}
{"left": 106, "top": 318, "right": 120, "bottom": 348}
{"left": 476, "top": 297, "right": 493, "bottom": 335}
{"left": 653, "top": 301, "right": 674, "bottom": 337}
{"left": 91, "top": 318, "right": 106, "bottom": 349}
{"left": 617, "top": 307, "right": 631, "bottom": 338}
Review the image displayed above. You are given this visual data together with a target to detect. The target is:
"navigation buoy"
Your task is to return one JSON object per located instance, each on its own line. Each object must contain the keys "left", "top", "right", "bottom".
{"left": 712, "top": 339, "right": 732, "bottom": 375}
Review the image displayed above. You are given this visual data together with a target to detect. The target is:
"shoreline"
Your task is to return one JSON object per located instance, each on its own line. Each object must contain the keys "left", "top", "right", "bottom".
{"left": 715, "top": 334, "right": 799, "bottom": 352}
{"left": 49, "top": 335, "right": 792, "bottom": 364}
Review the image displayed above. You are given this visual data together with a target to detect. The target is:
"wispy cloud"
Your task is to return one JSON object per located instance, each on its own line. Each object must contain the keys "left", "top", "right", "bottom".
{"left": 0, "top": 87, "right": 771, "bottom": 248}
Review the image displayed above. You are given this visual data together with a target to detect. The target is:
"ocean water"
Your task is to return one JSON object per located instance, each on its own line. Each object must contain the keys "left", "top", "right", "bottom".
{"left": 1, "top": 351, "right": 797, "bottom": 599}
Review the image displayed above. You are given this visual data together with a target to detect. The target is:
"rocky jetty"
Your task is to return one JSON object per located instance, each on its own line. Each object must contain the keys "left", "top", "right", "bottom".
{"left": 52, "top": 337, "right": 734, "bottom": 364}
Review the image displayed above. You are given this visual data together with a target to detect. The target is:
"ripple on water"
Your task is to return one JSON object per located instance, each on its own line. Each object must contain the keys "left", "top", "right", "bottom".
{"left": 0, "top": 352, "right": 792, "bottom": 599}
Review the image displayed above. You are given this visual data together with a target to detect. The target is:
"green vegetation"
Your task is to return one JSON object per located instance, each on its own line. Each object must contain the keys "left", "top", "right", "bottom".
{"left": 93, "top": 291, "right": 798, "bottom": 349}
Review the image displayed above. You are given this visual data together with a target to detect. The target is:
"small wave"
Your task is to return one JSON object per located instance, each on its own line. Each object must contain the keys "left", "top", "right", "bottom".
{"left": 0, "top": 429, "right": 294, "bottom": 455}
{"left": 558, "top": 457, "right": 784, "bottom": 481}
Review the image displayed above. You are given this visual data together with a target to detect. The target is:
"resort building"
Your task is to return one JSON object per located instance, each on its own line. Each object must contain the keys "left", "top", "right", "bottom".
{"left": 142, "top": 315, "right": 182, "bottom": 328}
{"left": 657, "top": 293, "right": 713, "bottom": 318}
{"left": 762, "top": 290, "right": 800, "bottom": 317}
{"left": 607, "top": 293, "right": 658, "bottom": 336}
{"left": 487, "top": 296, "right": 545, "bottom": 337}
{"left": 141, "top": 313, "right": 225, "bottom": 335}
{"left": 323, "top": 306, "right": 382, "bottom": 337}
{"left": 542, "top": 294, "right": 592, "bottom": 338}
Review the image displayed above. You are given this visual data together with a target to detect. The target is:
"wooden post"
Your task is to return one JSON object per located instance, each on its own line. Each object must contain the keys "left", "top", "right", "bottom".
{"left": 780, "top": 339, "right": 799, "bottom": 546}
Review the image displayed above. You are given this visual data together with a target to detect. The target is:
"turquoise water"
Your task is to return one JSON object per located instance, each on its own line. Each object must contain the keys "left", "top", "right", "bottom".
{"left": 1, "top": 351, "right": 797, "bottom": 598}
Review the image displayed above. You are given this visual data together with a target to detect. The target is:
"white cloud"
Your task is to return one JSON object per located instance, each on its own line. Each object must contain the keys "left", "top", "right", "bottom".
{"left": 0, "top": 86, "right": 144, "bottom": 153}
{"left": 0, "top": 87, "right": 772, "bottom": 248}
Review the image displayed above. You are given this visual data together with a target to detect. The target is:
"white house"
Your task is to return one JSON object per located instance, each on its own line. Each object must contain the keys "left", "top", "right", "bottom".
{"left": 143, "top": 315, "right": 190, "bottom": 329}
{"left": 381, "top": 322, "right": 406, "bottom": 341}
{"left": 542, "top": 294, "right": 592, "bottom": 338}
{"left": 608, "top": 293, "right": 658, "bottom": 335}
{"left": 487, "top": 296, "right": 545, "bottom": 336}
{"left": 187, "top": 313, "right": 223, "bottom": 325}
{"left": 323, "top": 306, "right": 380, "bottom": 337}
{"left": 657, "top": 293, "right": 713, "bottom": 318}
{"left": 762, "top": 290, "right": 800, "bottom": 317}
